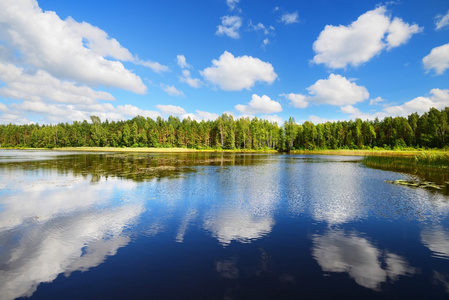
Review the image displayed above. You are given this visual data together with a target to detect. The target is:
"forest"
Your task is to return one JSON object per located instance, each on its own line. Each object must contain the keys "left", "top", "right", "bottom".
{"left": 1, "top": 107, "right": 449, "bottom": 151}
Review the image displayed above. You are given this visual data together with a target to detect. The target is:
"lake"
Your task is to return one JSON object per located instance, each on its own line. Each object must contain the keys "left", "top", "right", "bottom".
{"left": 0, "top": 150, "right": 449, "bottom": 299}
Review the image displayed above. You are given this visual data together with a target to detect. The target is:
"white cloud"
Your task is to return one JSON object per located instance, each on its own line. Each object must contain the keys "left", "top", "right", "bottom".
{"left": 383, "top": 88, "right": 449, "bottom": 116}
{"left": 423, "top": 43, "right": 449, "bottom": 75}
{"left": 181, "top": 110, "right": 219, "bottom": 122}
{"left": 249, "top": 21, "right": 267, "bottom": 32}
{"left": 0, "top": 0, "right": 164, "bottom": 94}
{"left": 115, "top": 104, "right": 160, "bottom": 120}
{"left": 134, "top": 59, "right": 169, "bottom": 73}
{"left": 179, "top": 70, "right": 202, "bottom": 88}
{"left": 248, "top": 21, "right": 274, "bottom": 35}
{"left": 156, "top": 104, "right": 186, "bottom": 116}
{"left": 216, "top": 15, "right": 242, "bottom": 39}
{"left": 307, "top": 74, "right": 369, "bottom": 105}
{"left": 369, "top": 96, "right": 385, "bottom": 105}
{"left": 235, "top": 94, "right": 282, "bottom": 114}
{"left": 340, "top": 89, "right": 449, "bottom": 120}
{"left": 195, "top": 110, "right": 219, "bottom": 121}
{"left": 160, "top": 84, "right": 185, "bottom": 97}
{"left": 282, "top": 74, "right": 369, "bottom": 109}
{"left": 0, "top": 62, "right": 115, "bottom": 105}
{"left": 280, "top": 12, "right": 299, "bottom": 25}
{"left": 340, "top": 105, "right": 386, "bottom": 120}
{"left": 201, "top": 51, "right": 277, "bottom": 91}
{"left": 281, "top": 93, "right": 308, "bottom": 108}
{"left": 176, "top": 54, "right": 191, "bottom": 69}
{"left": 260, "top": 114, "right": 283, "bottom": 125}
{"left": 308, "top": 115, "right": 341, "bottom": 124}
{"left": 0, "top": 61, "right": 163, "bottom": 124}
{"left": 248, "top": 21, "right": 274, "bottom": 48}
{"left": 386, "top": 17, "right": 421, "bottom": 49}
{"left": 0, "top": 103, "right": 8, "bottom": 112}
{"left": 435, "top": 10, "right": 449, "bottom": 30}
{"left": 262, "top": 38, "right": 270, "bottom": 47}
{"left": 2, "top": 100, "right": 161, "bottom": 125}
{"left": 313, "top": 6, "right": 422, "bottom": 69}
{"left": 227, "top": 0, "right": 239, "bottom": 11}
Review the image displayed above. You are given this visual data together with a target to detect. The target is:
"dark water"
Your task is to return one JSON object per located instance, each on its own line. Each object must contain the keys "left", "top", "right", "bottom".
{"left": 1, "top": 150, "right": 449, "bottom": 299}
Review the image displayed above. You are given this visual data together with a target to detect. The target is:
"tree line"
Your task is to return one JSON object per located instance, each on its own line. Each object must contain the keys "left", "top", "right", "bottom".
{"left": 1, "top": 107, "right": 449, "bottom": 151}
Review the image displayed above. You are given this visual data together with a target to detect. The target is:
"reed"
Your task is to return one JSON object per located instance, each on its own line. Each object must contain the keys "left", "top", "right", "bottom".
{"left": 363, "top": 152, "right": 449, "bottom": 172}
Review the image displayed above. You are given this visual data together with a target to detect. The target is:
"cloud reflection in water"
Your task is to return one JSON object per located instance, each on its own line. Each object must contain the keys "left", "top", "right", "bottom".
{"left": 0, "top": 172, "right": 143, "bottom": 300}
{"left": 312, "top": 228, "right": 416, "bottom": 290}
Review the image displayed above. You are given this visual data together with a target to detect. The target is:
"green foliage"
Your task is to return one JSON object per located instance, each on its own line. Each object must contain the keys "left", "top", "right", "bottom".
{"left": 2, "top": 107, "right": 449, "bottom": 151}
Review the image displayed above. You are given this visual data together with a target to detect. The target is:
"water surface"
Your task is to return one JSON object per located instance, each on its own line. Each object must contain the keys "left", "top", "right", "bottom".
{"left": 1, "top": 150, "right": 449, "bottom": 299}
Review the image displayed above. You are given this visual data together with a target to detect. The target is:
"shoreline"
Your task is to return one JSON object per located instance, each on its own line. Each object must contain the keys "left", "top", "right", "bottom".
{"left": 1, "top": 147, "right": 447, "bottom": 157}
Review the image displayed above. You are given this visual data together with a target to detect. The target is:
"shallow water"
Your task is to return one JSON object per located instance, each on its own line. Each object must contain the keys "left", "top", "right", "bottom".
{"left": 1, "top": 150, "right": 449, "bottom": 299}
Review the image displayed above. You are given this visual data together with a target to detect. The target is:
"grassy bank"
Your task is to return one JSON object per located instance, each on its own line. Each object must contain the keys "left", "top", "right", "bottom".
{"left": 363, "top": 152, "right": 449, "bottom": 172}
{"left": 2, "top": 147, "right": 447, "bottom": 156}
{"left": 289, "top": 149, "right": 434, "bottom": 157}
{"left": 49, "top": 147, "right": 278, "bottom": 153}
{"left": 290, "top": 150, "right": 420, "bottom": 156}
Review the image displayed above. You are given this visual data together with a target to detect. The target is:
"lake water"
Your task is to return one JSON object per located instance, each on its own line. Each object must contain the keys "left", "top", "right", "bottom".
{"left": 1, "top": 150, "right": 449, "bottom": 299}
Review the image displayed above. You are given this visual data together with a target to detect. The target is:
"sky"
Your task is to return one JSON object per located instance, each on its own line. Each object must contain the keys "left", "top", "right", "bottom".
{"left": 0, "top": 0, "right": 448, "bottom": 125}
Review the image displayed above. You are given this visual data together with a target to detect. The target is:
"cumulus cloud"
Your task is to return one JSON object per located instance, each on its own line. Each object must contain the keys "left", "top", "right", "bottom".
{"left": 435, "top": 10, "right": 449, "bottom": 30}
{"left": 201, "top": 51, "right": 277, "bottom": 91}
{"left": 340, "top": 105, "right": 386, "bottom": 120}
{"left": 383, "top": 88, "right": 449, "bottom": 116}
{"left": 0, "top": 0, "right": 172, "bottom": 124}
{"left": 179, "top": 70, "right": 202, "bottom": 88}
{"left": 156, "top": 104, "right": 186, "bottom": 116}
{"left": 176, "top": 54, "right": 191, "bottom": 69}
{"left": 0, "top": 62, "right": 114, "bottom": 104}
{"left": 313, "top": 6, "right": 422, "bottom": 69}
{"left": 281, "top": 93, "right": 308, "bottom": 109}
{"left": 423, "top": 43, "right": 449, "bottom": 75}
{"left": 0, "top": 0, "right": 171, "bottom": 94}
{"left": 216, "top": 15, "right": 242, "bottom": 39}
{"left": 307, "top": 74, "right": 369, "bottom": 105}
{"left": 0, "top": 61, "right": 162, "bottom": 124}
{"left": 308, "top": 115, "right": 341, "bottom": 124}
{"left": 260, "top": 114, "right": 283, "bottom": 125}
{"left": 235, "top": 94, "right": 282, "bottom": 114}
{"left": 281, "top": 74, "right": 369, "bottom": 109}
{"left": 4, "top": 101, "right": 160, "bottom": 125}
{"left": 195, "top": 110, "right": 219, "bottom": 121}
{"left": 0, "top": 61, "right": 164, "bottom": 124}
{"left": 181, "top": 110, "right": 220, "bottom": 122}
{"left": 280, "top": 12, "right": 299, "bottom": 25}
{"left": 340, "top": 89, "right": 449, "bottom": 120}
{"left": 369, "top": 96, "right": 385, "bottom": 105}
{"left": 160, "top": 84, "right": 185, "bottom": 97}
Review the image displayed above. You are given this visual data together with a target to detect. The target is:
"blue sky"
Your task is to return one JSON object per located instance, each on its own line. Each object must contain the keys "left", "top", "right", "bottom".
{"left": 0, "top": 0, "right": 448, "bottom": 125}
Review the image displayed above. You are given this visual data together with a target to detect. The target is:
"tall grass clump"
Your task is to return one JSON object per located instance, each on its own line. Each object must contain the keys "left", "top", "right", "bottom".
{"left": 414, "top": 152, "right": 449, "bottom": 169}
{"left": 363, "top": 152, "right": 449, "bottom": 172}
{"left": 363, "top": 156, "right": 416, "bottom": 171}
